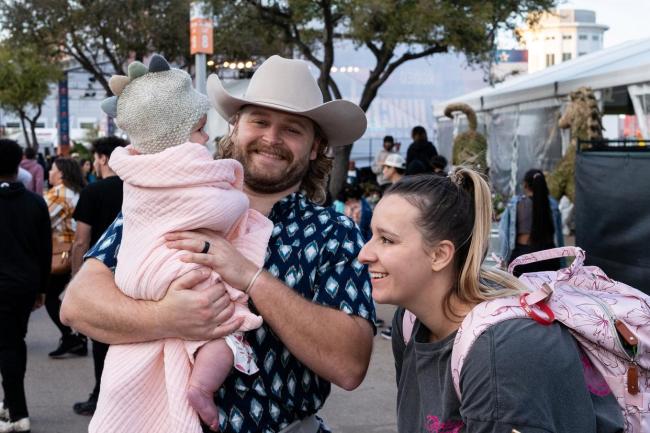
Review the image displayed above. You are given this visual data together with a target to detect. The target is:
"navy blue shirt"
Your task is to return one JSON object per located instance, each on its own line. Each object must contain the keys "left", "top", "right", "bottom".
{"left": 86, "top": 192, "right": 375, "bottom": 433}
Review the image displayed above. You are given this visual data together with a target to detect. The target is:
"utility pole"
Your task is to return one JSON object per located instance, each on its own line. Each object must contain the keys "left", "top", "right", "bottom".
{"left": 190, "top": 2, "right": 213, "bottom": 94}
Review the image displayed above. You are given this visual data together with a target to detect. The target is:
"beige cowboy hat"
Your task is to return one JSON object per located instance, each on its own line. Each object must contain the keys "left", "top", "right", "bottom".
{"left": 206, "top": 55, "right": 367, "bottom": 147}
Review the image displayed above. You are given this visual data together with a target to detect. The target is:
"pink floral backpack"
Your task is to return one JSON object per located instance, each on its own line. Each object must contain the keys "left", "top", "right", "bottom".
{"left": 402, "top": 246, "right": 650, "bottom": 432}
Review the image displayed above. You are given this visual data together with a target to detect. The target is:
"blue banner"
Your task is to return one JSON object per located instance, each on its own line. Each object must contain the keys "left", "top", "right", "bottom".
{"left": 58, "top": 74, "right": 69, "bottom": 150}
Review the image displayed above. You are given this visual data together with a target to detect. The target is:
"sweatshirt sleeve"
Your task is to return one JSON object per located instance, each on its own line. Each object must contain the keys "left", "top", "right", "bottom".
{"left": 38, "top": 196, "right": 53, "bottom": 293}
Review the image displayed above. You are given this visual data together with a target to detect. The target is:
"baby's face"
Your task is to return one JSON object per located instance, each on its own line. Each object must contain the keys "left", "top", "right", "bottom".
{"left": 190, "top": 115, "right": 209, "bottom": 145}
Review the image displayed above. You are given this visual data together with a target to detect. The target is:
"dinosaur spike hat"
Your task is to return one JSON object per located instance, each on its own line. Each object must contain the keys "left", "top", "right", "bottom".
{"left": 101, "top": 54, "right": 210, "bottom": 154}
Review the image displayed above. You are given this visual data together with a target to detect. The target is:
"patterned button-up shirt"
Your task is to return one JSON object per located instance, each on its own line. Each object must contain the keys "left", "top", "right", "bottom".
{"left": 86, "top": 192, "right": 375, "bottom": 433}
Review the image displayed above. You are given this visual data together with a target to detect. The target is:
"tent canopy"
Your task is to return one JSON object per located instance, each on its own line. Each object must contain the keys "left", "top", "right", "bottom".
{"left": 434, "top": 38, "right": 650, "bottom": 116}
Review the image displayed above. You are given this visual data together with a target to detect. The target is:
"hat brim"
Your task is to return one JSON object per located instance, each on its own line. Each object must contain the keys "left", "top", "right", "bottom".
{"left": 207, "top": 74, "right": 367, "bottom": 147}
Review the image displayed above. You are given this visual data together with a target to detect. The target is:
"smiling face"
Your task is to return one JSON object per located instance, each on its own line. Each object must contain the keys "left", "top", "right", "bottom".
{"left": 229, "top": 106, "right": 319, "bottom": 194}
{"left": 358, "top": 194, "right": 435, "bottom": 306}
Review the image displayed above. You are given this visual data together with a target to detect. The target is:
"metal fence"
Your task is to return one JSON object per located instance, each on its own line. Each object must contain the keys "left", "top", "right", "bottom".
{"left": 349, "top": 137, "right": 410, "bottom": 167}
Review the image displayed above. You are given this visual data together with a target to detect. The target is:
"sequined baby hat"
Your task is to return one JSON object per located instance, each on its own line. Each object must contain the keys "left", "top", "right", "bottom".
{"left": 101, "top": 54, "right": 210, "bottom": 154}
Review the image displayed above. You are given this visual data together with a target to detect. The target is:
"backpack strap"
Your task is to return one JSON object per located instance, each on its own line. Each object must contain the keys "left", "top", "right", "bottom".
{"left": 508, "top": 246, "right": 585, "bottom": 274}
{"left": 402, "top": 310, "right": 416, "bottom": 344}
{"left": 450, "top": 296, "right": 529, "bottom": 400}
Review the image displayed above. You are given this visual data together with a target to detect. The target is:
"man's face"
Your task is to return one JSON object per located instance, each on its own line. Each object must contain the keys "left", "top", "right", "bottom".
{"left": 93, "top": 153, "right": 106, "bottom": 179}
{"left": 383, "top": 140, "right": 393, "bottom": 151}
{"left": 230, "top": 106, "right": 319, "bottom": 194}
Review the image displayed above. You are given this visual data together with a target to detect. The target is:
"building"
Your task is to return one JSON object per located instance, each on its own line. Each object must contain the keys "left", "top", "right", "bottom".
{"left": 520, "top": 9, "right": 608, "bottom": 73}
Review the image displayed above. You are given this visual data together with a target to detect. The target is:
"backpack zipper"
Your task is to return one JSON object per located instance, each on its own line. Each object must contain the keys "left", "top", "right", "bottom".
{"left": 560, "top": 283, "right": 639, "bottom": 394}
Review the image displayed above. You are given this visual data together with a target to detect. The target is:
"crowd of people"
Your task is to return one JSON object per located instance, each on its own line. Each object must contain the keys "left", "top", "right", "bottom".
{"left": 0, "top": 53, "right": 624, "bottom": 433}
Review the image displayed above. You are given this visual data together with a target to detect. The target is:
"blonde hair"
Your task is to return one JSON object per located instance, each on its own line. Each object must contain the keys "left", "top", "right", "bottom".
{"left": 216, "top": 112, "right": 332, "bottom": 204}
{"left": 385, "top": 168, "right": 526, "bottom": 319}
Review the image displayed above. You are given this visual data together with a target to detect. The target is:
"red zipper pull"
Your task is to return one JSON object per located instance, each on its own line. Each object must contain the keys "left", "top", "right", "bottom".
{"left": 628, "top": 364, "right": 639, "bottom": 395}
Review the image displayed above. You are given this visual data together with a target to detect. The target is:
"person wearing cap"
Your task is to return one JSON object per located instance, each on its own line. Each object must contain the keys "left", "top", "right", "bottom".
{"left": 371, "top": 135, "right": 399, "bottom": 190}
{"left": 62, "top": 55, "right": 375, "bottom": 433}
{"left": 382, "top": 153, "right": 406, "bottom": 185}
{"left": 79, "top": 54, "right": 273, "bottom": 433}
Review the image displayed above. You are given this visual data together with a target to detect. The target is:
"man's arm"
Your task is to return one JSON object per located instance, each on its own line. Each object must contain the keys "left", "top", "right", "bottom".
{"left": 167, "top": 232, "right": 374, "bottom": 391}
{"left": 71, "top": 221, "right": 92, "bottom": 276}
{"left": 249, "top": 272, "right": 373, "bottom": 390}
{"left": 60, "top": 258, "right": 242, "bottom": 344}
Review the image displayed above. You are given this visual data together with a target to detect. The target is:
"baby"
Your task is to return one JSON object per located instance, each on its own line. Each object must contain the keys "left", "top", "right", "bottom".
{"left": 89, "top": 54, "right": 272, "bottom": 433}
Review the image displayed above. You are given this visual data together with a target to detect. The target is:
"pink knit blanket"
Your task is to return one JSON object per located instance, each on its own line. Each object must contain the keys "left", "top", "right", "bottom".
{"left": 90, "top": 142, "right": 272, "bottom": 433}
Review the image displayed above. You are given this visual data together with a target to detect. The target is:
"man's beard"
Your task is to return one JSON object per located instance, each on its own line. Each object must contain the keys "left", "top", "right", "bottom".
{"left": 231, "top": 140, "right": 310, "bottom": 194}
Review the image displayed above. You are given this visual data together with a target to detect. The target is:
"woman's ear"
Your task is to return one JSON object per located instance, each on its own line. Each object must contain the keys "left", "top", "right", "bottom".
{"left": 430, "top": 240, "right": 455, "bottom": 272}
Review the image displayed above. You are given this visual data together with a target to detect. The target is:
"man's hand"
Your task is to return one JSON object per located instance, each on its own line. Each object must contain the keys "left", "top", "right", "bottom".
{"left": 33, "top": 293, "right": 45, "bottom": 311}
{"left": 165, "top": 230, "right": 258, "bottom": 292}
{"left": 157, "top": 267, "right": 243, "bottom": 340}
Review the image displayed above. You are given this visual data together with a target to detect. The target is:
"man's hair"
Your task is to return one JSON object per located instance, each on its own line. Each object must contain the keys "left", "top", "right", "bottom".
{"left": 0, "top": 139, "right": 23, "bottom": 177}
{"left": 411, "top": 125, "right": 427, "bottom": 140}
{"left": 92, "top": 136, "right": 128, "bottom": 158}
{"left": 383, "top": 135, "right": 394, "bottom": 143}
{"left": 217, "top": 112, "right": 332, "bottom": 204}
{"left": 24, "top": 146, "right": 37, "bottom": 160}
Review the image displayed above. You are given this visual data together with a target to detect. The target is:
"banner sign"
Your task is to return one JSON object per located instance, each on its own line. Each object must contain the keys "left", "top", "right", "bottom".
{"left": 190, "top": 2, "right": 213, "bottom": 55}
{"left": 57, "top": 74, "right": 70, "bottom": 154}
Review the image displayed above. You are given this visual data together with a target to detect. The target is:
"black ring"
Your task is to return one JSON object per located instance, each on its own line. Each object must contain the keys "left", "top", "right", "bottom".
{"left": 201, "top": 241, "right": 210, "bottom": 254}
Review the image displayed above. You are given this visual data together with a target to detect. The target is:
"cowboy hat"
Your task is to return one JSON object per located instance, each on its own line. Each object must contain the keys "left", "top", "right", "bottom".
{"left": 207, "top": 55, "right": 367, "bottom": 147}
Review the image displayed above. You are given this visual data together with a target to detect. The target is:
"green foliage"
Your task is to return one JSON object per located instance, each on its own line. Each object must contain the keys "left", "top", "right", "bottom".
{"left": 0, "top": 0, "right": 194, "bottom": 94}
{"left": 0, "top": 42, "right": 63, "bottom": 150}
{"left": 0, "top": 44, "right": 61, "bottom": 114}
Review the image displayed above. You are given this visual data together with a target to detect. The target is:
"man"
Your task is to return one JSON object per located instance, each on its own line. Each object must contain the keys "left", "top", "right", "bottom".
{"left": 382, "top": 153, "right": 406, "bottom": 186}
{"left": 371, "top": 135, "right": 398, "bottom": 189}
{"left": 0, "top": 139, "right": 51, "bottom": 433}
{"left": 19, "top": 147, "right": 44, "bottom": 195}
{"left": 70, "top": 136, "right": 127, "bottom": 416}
{"left": 405, "top": 125, "right": 437, "bottom": 171}
{"left": 61, "top": 55, "right": 375, "bottom": 433}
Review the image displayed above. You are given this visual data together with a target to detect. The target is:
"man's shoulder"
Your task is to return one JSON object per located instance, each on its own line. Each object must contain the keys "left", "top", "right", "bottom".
{"left": 299, "top": 197, "right": 358, "bottom": 232}
{"left": 82, "top": 176, "right": 122, "bottom": 195}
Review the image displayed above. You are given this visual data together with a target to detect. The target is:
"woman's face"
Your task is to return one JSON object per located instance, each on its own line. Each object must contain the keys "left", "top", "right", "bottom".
{"left": 82, "top": 160, "right": 91, "bottom": 174}
{"left": 49, "top": 163, "right": 62, "bottom": 186}
{"left": 358, "top": 194, "right": 434, "bottom": 306}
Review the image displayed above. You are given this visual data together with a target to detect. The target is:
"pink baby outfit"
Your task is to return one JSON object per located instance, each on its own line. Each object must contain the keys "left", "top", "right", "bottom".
{"left": 89, "top": 142, "right": 273, "bottom": 433}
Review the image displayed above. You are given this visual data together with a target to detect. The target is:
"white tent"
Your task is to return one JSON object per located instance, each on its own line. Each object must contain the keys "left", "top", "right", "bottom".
{"left": 435, "top": 38, "right": 650, "bottom": 194}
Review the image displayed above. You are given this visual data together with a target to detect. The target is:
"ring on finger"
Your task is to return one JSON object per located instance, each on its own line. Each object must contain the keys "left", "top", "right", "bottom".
{"left": 201, "top": 241, "right": 210, "bottom": 254}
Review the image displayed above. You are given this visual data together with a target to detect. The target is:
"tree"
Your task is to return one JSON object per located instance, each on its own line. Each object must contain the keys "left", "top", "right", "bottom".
{"left": 0, "top": 44, "right": 63, "bottom": 151}
{"left": 212, "top": 0, "right": 556, "bottom": 196}
{"left": 0, "top": 0, "right": 194, "bottom": 95}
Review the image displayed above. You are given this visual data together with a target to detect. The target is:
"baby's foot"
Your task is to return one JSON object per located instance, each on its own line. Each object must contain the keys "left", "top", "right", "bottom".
{"left": 187, "top": 385, "right": 219, "bottom": 431}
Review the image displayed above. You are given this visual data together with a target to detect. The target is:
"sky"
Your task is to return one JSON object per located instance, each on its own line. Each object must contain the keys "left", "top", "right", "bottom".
{"left": 560, "top": 0, "right": 650, "bottom": 47}
{"left": 499, "top": 0, "right": 650, "bottom": 49}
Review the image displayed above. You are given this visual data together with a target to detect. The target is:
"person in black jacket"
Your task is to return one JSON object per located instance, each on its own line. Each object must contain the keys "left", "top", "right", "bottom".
{"left": 405, "top": 125, "right": 437, "bottom": 172}
{"left": 0, "top": 139, "right": 52, "bottom": 433}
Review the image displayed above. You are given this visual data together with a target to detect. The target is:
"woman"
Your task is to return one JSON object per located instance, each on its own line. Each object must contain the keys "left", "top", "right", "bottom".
{"left": 45, "top": 157, "right": 87, "bottom": 358}
{"left": 498, "top": 169, "right": 563, "bottom": 277}
{"left": 358, "top": 170, "right": 623, "bottom": 432}
{"left": 80, "top": 158, "right": 96, "bottom": 184}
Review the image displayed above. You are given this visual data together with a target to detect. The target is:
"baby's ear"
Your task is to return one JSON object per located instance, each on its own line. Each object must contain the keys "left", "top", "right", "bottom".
{"left": 109, "top": 75, "right": 130, "bottom": 96}
{"left": 127, "top": 61, "right": 148, "bottom": 80}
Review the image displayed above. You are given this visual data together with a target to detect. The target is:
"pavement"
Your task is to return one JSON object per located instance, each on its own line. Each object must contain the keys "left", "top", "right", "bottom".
{"left": 2, "top": 303, "right": 399, "bottom": 433}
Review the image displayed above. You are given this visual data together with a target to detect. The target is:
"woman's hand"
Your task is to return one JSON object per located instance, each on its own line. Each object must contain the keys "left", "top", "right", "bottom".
{"left": 165, "top": 230, "right": 259, "bottom": 292}
{"left": 157, "top": 267, "right": 244, "bottom": 340}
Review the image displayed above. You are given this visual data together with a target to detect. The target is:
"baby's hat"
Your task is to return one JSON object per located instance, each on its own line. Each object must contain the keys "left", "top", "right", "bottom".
{"left": 101, "top": 54, "right": 210, "bottom": 154}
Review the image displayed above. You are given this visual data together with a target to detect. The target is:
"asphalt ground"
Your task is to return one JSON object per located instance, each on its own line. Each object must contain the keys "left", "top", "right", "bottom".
{"left": 2, "top": 303, "right": 399, "bottom": 433}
